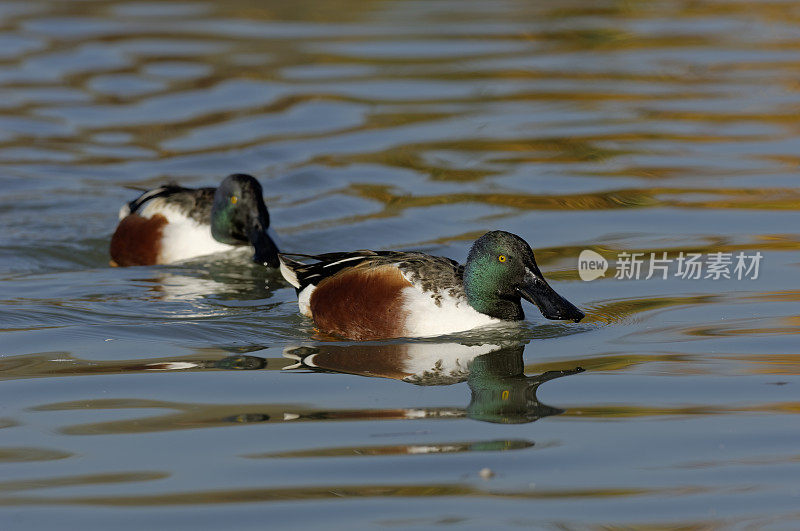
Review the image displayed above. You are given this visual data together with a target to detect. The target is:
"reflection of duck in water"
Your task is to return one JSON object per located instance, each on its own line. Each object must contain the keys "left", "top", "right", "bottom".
{"left": 110, "top": 174, "right": 280, "bottom": 267}
{"left": 279, "top": 231, "right": 584, "bottom": 340}
{"left": 141, "top": 257, "right": 284, "bottom": 305}
{"left": 465, "top": 347, "right": 583, "bottom": 424}
{"left": 284, "top": 342, "right": 582, "bottom": 424}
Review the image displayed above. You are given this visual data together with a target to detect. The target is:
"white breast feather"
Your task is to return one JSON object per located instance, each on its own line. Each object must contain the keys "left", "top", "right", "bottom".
{"left": 137, "top": 199, "right": 238, "bottom": 263}
{"left": 400, "top": 272, "right": 502, "bottom": 337}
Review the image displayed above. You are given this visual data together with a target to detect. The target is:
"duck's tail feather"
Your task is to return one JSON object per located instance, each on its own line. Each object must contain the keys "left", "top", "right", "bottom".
{"left": 278, "top": 254, "right": 304, "bottom": 289}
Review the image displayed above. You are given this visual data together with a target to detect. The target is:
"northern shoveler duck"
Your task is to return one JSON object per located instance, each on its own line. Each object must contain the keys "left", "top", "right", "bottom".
{"left": 279, "top": 230, "right": 585, "bottom": 340}
{"left": 110, "top": 173, "right": 279, "bottom": 267}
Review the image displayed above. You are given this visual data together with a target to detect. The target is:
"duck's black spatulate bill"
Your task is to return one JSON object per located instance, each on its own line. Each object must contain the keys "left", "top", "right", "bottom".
{"left": 517, "top": 269, "right": 585, "bottom": 322}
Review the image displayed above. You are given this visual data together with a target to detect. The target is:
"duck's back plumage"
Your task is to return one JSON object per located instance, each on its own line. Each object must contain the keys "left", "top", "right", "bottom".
{"left": 283, "top": 251, "right": 465, "bottom": 292}
{"left": 120, "top": 184, "right": 215, "bottom": 222}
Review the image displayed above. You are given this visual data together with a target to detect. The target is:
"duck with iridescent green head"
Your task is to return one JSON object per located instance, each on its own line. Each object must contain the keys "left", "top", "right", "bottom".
{"left": 110, "top": 173, "right": 279, "bottom": 268}
{"left": 280, "top": 230, "right": 585, "bottom": 340}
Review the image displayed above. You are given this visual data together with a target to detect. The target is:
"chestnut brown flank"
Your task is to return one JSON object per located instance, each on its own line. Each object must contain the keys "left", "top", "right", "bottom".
{"left": 310, "top": 265, "right": 413, "bottom": 340}
{"left": 109, "top": 214, "right": 168, "bottom": 266}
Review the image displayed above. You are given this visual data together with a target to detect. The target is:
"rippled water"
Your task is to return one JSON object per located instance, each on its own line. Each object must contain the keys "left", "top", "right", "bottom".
{"left": 2, "top": 0, "right": 800, "bottom": 528}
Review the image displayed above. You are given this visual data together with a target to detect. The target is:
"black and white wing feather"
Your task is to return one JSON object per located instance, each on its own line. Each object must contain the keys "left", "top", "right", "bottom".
{"left": 119, "top": 184, "right": 216, "bottom": 222}
{"left": 278, "top": 251, "right": 383, "bottom": 291}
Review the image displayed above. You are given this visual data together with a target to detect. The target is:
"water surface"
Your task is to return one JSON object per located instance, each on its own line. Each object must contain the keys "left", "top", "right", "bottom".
{"left": 1, "top": 0, "right": 800, "bottom": 528}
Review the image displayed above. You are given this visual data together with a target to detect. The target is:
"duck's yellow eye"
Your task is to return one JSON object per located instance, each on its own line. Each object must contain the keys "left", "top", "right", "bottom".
{"left": 231, "top": 196, "right": 238, "bottom": 205}
{"left": 498, "top": 255, "right": 506, "bottom": 263}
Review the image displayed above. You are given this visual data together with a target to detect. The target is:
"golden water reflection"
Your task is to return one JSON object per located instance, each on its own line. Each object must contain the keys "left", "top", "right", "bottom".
{"left": 244, "top": 439, "right": 535, "bottom": 459}
{"left": 25, "top": 343, "right": 582, "bottom": 432}
{"left": 0, "top": 482, "right": 670, "bottom": 507}
{"left": 11, "top": 336, "right": 800, "bottom": 444}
